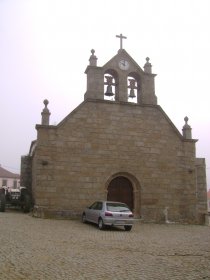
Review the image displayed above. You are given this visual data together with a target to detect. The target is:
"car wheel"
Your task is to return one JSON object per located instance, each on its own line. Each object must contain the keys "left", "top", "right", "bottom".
{"left": 0, "top": 193, "right": 6, "bottom": 212}
{"left": 124, "top": 225, "right": 132, "bottom": 231}
{"left": 98, "top": 218, "right": 105, "bottom": 230}
{"left": 82, "top": 213, "right": 86, "bottom": 223}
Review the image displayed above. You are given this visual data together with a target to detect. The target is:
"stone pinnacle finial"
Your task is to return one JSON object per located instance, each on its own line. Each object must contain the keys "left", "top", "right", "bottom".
{"left": 144, "top": 57, "right": 152, "bottom": 74}
{"left": 182, "top": 116, "right": 192, "bottom": 139}
{"left": 41, "top": 99, "right": 51, "bottom": 125}
{"left": 89, "top": 49, "right": 97, "bottom": 66}
{"left": 43, "top": 99, "right": 49, "bottom": 107}
{"left": 184, "top": 116, "right": 189, "bottom": 124}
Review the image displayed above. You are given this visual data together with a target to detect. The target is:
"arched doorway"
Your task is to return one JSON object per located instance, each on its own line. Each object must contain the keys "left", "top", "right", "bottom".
{"left": 107, "top": 176, "right": 133, "bottom": 210}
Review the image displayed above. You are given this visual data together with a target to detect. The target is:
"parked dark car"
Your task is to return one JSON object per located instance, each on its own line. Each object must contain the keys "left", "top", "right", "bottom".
{"left": 82, "top": 201, "right": 134, "bottom": 231}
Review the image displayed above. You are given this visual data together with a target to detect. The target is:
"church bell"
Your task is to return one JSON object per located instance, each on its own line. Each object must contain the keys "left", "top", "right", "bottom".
{"left": 129, "top": 89, "right": 136, "bottom": 98}
{"left": 128, "top": 78, "right": 137, "bottom": 98}
{"left": 105, "top": 85, "right": 114, "bottom": 96}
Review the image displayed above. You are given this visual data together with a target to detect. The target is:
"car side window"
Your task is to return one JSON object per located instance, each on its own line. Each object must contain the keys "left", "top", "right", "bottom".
{"left": 97, "top": 202, "right": 102, "bottom": 210}
{"left": 90, "top": 202, "right": 102, "bottom": 210}
{"left": 90, "top": 202, "right": 98, "bottom": 209}
{"left": 94, "top": 202, "right": 102, "bottom": 210}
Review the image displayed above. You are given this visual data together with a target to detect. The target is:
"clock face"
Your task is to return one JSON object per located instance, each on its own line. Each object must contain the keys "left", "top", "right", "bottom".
{"left": 119, "top": 59, "right": 130, "bottom": 70}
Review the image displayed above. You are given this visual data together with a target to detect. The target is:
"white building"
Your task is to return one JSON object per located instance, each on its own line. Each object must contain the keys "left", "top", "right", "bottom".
{"left": 0, "top": 165, "right": 20, "bottom": 189}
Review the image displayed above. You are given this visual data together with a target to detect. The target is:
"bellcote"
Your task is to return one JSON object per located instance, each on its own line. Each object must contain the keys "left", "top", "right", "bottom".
{"left": 84, "top": 45, "right": 157, "bottom": 105}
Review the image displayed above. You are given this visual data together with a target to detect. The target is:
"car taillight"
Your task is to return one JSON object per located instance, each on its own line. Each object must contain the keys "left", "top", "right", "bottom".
{"left": 129, "top": 214, "right": 134, "bottom": 217}
{"left": 105, "top": 211, "right": 113, "bottom": 217}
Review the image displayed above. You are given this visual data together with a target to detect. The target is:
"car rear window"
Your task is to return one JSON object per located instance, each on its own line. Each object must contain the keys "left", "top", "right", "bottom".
{"left": 106, "top": 203, "right": 130, "bottom": 212}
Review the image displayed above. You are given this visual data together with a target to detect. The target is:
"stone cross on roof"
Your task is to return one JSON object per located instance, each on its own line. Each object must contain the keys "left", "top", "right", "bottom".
{"left": 116, "top": 33, "right": 127, "bottom": 49}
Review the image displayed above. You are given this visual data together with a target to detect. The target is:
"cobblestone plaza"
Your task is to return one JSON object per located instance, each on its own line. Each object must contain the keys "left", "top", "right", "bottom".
{"left": 0, "top": 211, "right": 210, "bottom": 280}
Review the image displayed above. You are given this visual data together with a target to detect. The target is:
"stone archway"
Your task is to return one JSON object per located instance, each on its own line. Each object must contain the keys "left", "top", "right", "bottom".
{"left": 107, "top": 176, "right": 133, "bottom": 210}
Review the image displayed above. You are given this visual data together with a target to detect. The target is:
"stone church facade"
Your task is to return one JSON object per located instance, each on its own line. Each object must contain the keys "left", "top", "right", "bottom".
{"left": 21, "top": 39, "right": 207, "bottom": 223}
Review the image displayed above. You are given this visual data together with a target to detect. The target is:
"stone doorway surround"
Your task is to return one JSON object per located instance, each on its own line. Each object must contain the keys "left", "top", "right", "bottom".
{"left": 107, "top": 176, "right": 133, "bottom": 210}
{"left": 105, "top": 172, "right": 141, "bottom": 218}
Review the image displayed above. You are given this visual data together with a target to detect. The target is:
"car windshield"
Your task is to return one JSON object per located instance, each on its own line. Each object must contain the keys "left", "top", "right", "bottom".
{"left": 106, "top": 203, "right": 130, "bottom": 212}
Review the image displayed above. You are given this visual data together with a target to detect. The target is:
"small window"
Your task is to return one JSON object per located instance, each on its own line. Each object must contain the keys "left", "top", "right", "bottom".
{"left": 2, "top": 179, "right": 7, "bottom": 187}
{"left": 13, "top": 180, "right": 18, "bottom": 188}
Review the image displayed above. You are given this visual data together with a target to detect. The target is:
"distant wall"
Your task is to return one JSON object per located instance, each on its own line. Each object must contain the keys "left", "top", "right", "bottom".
{"left": 20, "top": 155, "right": 32, "bottom": 194}
{"left": 195, "top": 158, "right": 208, "bottom": 223}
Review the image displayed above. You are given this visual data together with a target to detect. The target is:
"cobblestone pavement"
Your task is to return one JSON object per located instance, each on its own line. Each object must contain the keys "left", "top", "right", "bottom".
{"left": 0, "top": 210, "right": 210, "bottom": 280}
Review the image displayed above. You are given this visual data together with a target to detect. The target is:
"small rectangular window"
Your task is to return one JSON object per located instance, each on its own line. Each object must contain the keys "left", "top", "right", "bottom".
{"left": 2, "top": 179, "right": 7, "bottom": 187}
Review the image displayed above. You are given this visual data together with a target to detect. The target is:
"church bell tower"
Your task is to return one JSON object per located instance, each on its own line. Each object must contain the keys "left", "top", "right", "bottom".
{"left": 84, "top": 34, "right": 157, "bottom": 105}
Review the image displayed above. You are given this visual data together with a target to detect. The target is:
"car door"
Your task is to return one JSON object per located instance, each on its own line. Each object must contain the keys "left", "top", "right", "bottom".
{"left": 91, "top": 202, "right": 103, "bottom": 224}
{"left": 86, "top": 202, "right": 98, "bottom": 222}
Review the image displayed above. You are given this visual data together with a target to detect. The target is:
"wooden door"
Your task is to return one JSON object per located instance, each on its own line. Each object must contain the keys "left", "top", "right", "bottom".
{"left": 107, "top": 176, "right": 133, "bottom": 210}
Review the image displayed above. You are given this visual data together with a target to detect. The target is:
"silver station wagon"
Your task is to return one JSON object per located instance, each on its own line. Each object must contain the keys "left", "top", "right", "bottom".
{"left": 82, "top": 201, "right": 134, "bottom": 231}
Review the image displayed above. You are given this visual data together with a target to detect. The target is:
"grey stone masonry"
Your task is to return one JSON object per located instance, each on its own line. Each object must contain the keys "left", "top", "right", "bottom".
{"left": 21, "top": 45, "right": 207, "bottom": 224}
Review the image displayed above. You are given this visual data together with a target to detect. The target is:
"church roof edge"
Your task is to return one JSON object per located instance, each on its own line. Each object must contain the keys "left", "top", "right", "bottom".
{"left": 103, "top": 49, "right": 155, "bottom": 75}
{"left": 40, "top": 99, "right": 196, "bottom": 144}
{"left": 0, "top": 166, "right": 20, "bottom": 178}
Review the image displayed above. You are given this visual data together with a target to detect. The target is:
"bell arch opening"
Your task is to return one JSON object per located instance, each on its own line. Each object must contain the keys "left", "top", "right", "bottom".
{"left": 127, "top": 72, "right": 141, "bottom": 103}
{"left": 104, "top": 69, "right": 119, "bottom": 101}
